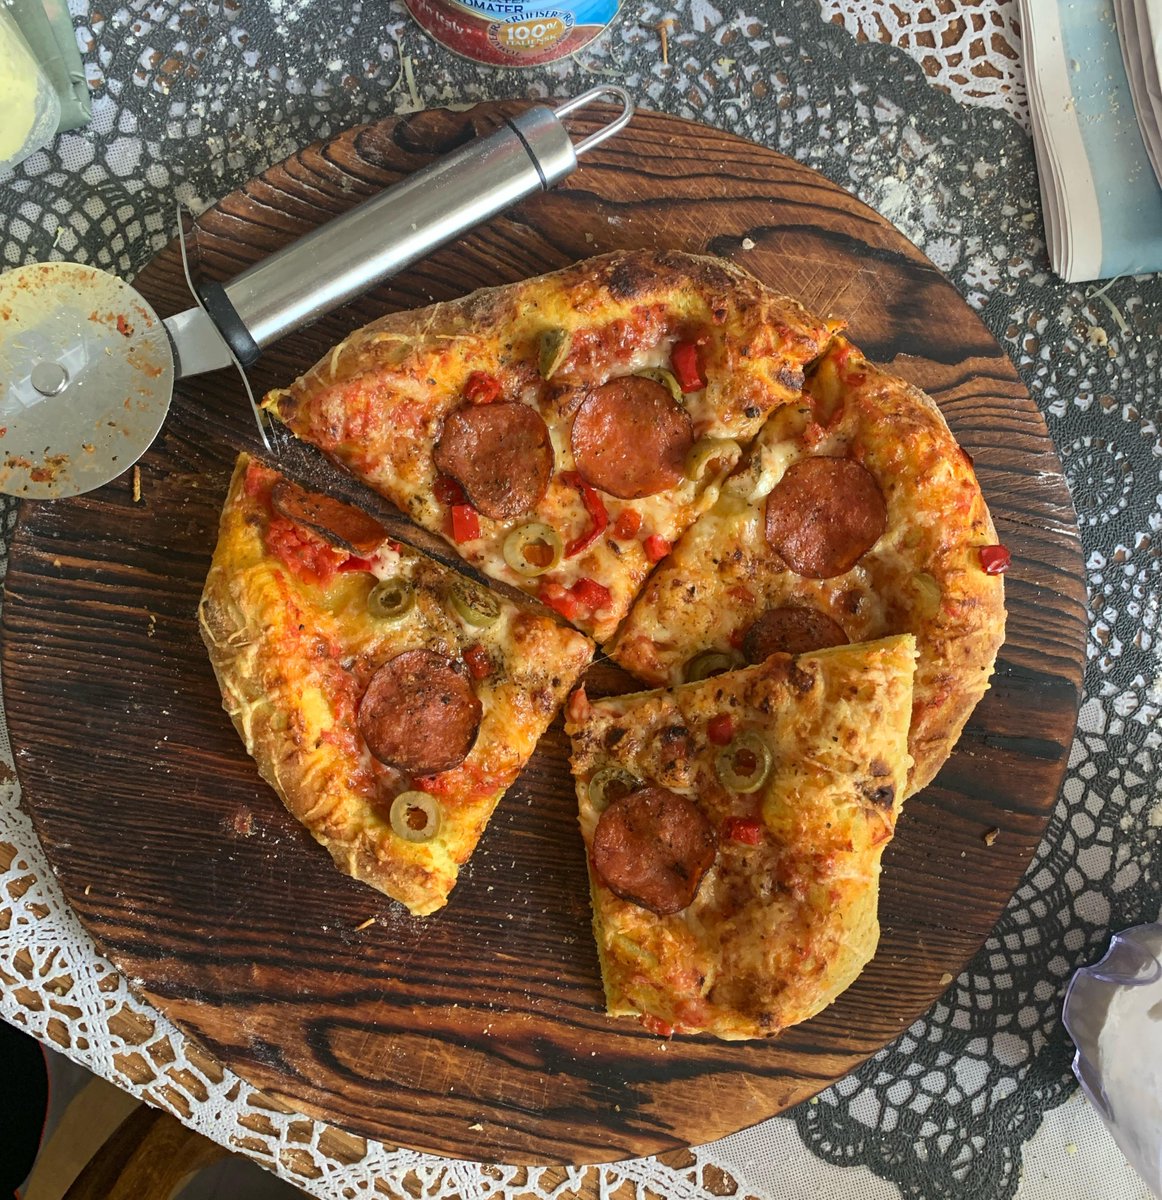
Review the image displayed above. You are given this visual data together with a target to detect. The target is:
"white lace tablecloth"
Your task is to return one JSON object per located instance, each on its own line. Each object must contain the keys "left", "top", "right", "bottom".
{"left": 2, "top": 3, "right": 1160, "bottom": 1198}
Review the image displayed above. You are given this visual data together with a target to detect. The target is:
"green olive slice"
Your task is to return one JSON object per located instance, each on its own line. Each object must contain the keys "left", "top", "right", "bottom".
{"left": 503, "top": 522, "right": 564, "bottom": 577}
{"left": 635, "top": 367, "right": 683, "bottom": 403}
{"left": 389, "top": 791, "right": 442, "bottom": 842}
{"left": 448, "top": 578, "right": 501, "bottom": 628}
{"left": 683, "top": 647, "right": 743, "bottom": 683}
{"left": 715, "top": 731, "right": 773, "bottom": 794}
{"left": 367, "top": 576, "right": 415, "bottom": 621}
{"left": 685, "top": 436, "right": 741, "bottom": 482}
{"left": 586, "top": 765, "right": 642, "bottom": 813}
{"left": 538, "top": 328, "right": 571, "bottom": 379}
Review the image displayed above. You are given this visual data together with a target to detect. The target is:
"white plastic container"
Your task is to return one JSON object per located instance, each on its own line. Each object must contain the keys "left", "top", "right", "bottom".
{"left": 0, "top": 6, "right": 61, "bottom": 173}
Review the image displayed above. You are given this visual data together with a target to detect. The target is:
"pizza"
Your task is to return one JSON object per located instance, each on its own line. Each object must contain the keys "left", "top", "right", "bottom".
{"left": 198, "top": 250, "right": 1009, "bottom": 1043}
{"left": 565, "top": 635, "right": 917, "bottom": 1039}
{"left": 199, "top": 454, "right": 593, "bottom": 916}
{"left": 611, "top": 336, "right": 1008, "bottom": 795}
{"left": 260, "top": 249, "right": 830, "bottom": 642}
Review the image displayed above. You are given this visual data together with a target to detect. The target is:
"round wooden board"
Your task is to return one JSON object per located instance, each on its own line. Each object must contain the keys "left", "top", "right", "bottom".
{"left": 3, "top": 103, "right": 1087, "bottom": 1165}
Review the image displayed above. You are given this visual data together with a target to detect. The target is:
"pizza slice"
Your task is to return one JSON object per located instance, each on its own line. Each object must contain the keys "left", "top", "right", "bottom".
{"left": 261, "top": 250, "right": 829, "bottom": 642}
{"left": 199, "top": 454, "right": 593, "bottom": 915}
{"left": 611, "top": 337, "right": 1007, "bottom": 795}
{"left": 565, "top": 635, "right": 917, "bottom": 1040}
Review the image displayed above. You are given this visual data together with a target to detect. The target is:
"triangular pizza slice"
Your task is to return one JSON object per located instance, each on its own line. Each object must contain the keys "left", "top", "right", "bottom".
{"left": 199, "top": 454, "right": 593, "bottom": 915}
{"left": 565, "top": 635, "right": 917, "bottom": 1039}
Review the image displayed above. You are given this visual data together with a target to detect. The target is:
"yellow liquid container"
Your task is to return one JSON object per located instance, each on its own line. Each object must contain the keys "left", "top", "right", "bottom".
{"left": 0, "top": 6, "right": 61, "bottom": 173}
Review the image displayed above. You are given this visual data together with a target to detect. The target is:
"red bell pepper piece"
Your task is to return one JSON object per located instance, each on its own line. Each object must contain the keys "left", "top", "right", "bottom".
{"left": 670, "top": 340, "right": 706, "bottom": 393}
{"left": 464, "top": 371, "right": 502, "bottom": 404}
{"left": 640, "top": 1013, "right": 675, "bottom": 1037}
{"left": 643, "top": 533, "right": 670, "bottom": 564}
{"left": 463, "top": 643, "right": 492, "bottom": 680}
{"left": 540, "top": 576, "right": 612, "bottom": 622}
{"left": 571, "top": 576, "right": 612, "bottom": 612}
{"left": 723, "top": 816, "right": 763, "bottom": 845}
{"left": 979, "top": 544, "right": 1011, "bottom": 575}
{"left": 614, "top": 509, "right": 642, "bottom": 539}
{"left": 451, "top": 504, "right": 480, "bottom": 543}
{"left": 540, "top": 581, "right": 582, "bottom": 622}
{"left": 561, "top": 470, "right": 609, "bottom": 557}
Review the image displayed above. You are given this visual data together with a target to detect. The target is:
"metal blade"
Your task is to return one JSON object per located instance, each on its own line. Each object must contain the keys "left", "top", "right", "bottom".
{"left": 163, "top": 306, "right": 233, "bottom": 377}
{"left": 0, "top": 262, "right": 174, "bottom": 499}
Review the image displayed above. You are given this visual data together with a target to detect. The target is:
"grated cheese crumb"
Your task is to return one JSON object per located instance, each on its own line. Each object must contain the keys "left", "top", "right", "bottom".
{"left": 354, "top": 917, "right": 376, "bottom": 931}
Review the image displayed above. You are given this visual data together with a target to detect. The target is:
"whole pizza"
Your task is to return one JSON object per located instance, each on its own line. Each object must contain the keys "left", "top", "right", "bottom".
{"left": 201, "top": 249, "right": 1008, "bottom": 1038}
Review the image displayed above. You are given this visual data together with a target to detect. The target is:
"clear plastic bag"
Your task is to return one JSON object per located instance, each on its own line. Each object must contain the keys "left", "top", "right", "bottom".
{"left": 1063, "top": 924, "right": 1162, "bottom": 1198}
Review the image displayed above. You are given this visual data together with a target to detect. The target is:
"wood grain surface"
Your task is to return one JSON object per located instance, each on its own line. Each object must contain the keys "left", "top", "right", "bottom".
{"left": 3, "top": 102, "right": 1087, "bottom": 1165}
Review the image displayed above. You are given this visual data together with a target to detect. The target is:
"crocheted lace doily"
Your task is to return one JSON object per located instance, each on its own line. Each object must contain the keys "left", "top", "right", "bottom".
{"left": 4, "top": 3, "right": 1155, "bottom": 1200}
{"left": 821, "top": 0, "right": 1027, "bottom": 126}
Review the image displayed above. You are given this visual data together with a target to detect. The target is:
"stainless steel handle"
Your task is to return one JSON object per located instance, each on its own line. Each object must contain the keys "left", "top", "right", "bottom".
{"left": 218, "top": 88, "right": 633, "bottom": 352}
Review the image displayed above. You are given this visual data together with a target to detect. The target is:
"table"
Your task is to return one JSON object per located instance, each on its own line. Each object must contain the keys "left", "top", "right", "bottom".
{"left": 1, "top": 2, "right": 1158, "bottom": 1197}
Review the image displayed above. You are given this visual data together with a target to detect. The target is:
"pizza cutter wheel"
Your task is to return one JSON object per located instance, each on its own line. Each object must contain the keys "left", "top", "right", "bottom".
{"left": 0, "top": 87, "right": 634, "bottom": 500}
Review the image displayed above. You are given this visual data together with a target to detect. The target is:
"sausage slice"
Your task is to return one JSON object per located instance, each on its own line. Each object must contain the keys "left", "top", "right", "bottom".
{"left": 571, "top": 376, "right": 694, "bottom": 499}
{"left": 271, "top": 479, "right": 388, "bottom": 557}
{"left": 358, "top": 648, "right": 482, "bottom": 774}
{"left": 764, "top": 457, "right": 886, "bottom": 578}
{"left": 433, "top": 401, "right": 553, "bottom": 520}
{"left": 591, "top": 786, "right": 717, "bottom": 915}
{"left": 742, "top": 606, "right": 849, "bottom": 663}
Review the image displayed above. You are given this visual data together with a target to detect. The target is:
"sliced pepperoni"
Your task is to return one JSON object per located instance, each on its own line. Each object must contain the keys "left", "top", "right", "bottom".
{"left": 741, "top": 606, "right": 850, "bottom": 663}
{"left": 764, "top": 457, "right": 886, "bottom": 578}
{"left": 357, "top": 648, "right": 482, "bottom": 774}
{"left": 570, "top": 376, "right": 694, "bottom": 499}
{"left": 591, "top": 786, "right": 717, "bottom": 915}
{"left": 271, "top": 479, "right": 388, "bottom": 557}
{"left": 433, "top": 401, "right": 552, "bottom": 521}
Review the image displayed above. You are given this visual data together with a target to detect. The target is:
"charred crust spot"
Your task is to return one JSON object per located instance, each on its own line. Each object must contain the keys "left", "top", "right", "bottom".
{"left": 604, "top": 726, "right": 627, "bottom": 751}
{"left": 860, "top": 781, "right": 896, "bottom": 808}
{"left": 777, "top": 365, "right": 805, "bottom": 392}
{"left": 712, "top": 306, "right": 728, "bottom": 324}
{"left": 607, "top": 256, "right": 661, "bottom": 301}
{"left": 657, "top": 723, "right": 690, "bottom": 747}
{"left": 788, "top": 664, "right": 816, "bottom": 693}
{"left": 869, "top": 758, "right": 891, "bottom": 777}
{"left": 744, "top": 404, "right": 761, "bottom": 419}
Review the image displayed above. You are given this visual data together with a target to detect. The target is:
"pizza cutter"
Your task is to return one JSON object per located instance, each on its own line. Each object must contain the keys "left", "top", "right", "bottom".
{"left": 0, "top": 87, "right": 634, "bottom": 499}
